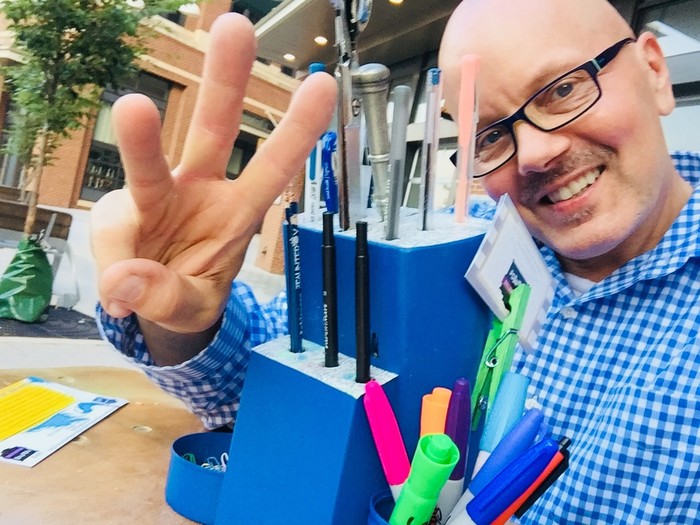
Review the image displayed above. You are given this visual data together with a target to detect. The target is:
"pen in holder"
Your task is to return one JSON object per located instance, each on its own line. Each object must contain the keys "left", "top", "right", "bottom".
{"left": 297, "top": 218, "right": 491, "bottom": 459}
{"left": 284, "top": 202, "right": 304, "bottom": 353}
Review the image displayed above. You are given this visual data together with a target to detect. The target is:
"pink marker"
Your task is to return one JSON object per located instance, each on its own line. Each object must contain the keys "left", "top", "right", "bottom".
{"left": 363, "top": 380, "right": 411, "bottom": 501}
{"left": 454, "top": 55, "right": 480, "bottom": 223}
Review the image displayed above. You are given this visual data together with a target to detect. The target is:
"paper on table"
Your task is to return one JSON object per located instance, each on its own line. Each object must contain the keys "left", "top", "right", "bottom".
{"left": 465, "top": 194, "right": 554, "bottom": 352}
{"left": 0, "top": 376, "right": 127, "bottom": 467}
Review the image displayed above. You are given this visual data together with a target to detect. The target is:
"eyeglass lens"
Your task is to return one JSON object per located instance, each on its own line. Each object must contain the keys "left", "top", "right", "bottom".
{"left": 474, "top": 69, "right": 601, "bottom": 176}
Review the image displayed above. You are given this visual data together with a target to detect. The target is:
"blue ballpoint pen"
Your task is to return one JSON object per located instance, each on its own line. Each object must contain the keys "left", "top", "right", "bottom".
{"left": 283, "top": 202, "right": 303, "bottom": 353}
{"left": 514, "top": 437, "right": 571, "bottom": 519}
{"left": 321, "top": 131, "right": 339, "bottom": 214}
{"left": 304, "top": 62, "right": 326, "bottom": 223}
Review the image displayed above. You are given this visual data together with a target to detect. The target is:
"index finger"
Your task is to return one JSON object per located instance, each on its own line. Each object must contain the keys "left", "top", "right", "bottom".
{"left": 112, "top": 93, "right": 173, "bottom": 212}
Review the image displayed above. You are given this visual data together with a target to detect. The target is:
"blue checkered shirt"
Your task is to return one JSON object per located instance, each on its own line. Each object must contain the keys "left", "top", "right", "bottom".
{"left": 98, "top": 151, "right": 699, "bottom": 523}
{"left": 513, "top": 151, "right": 700, "bottom": 524}
{"left": 97, "top": 282, "right": 288, "bottom": 429}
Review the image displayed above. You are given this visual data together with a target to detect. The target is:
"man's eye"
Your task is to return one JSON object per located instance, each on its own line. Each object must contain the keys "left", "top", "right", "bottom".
{"left": 534, "top": 71, "right": 592, "bottom": 112}
{"left": 476, "top": 127, "right": 509, "bottom": 160}
{"left": 482, "top": 129, "right": 504, "bottom": 146}
{"left": 553, "top": 82, "right": 574, "bottom": 99}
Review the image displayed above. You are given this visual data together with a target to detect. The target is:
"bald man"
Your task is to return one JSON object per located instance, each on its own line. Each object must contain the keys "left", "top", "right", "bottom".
{"left": 439, "top": 0, "right": 699, "bottom": 522}
{"left": 92, "top": 6, "right": 699, "bottom": 523}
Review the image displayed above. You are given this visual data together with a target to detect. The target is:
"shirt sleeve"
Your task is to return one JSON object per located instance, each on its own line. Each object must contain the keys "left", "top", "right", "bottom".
{"left": 96, "top": 281, "right": 288, "bottom": 429}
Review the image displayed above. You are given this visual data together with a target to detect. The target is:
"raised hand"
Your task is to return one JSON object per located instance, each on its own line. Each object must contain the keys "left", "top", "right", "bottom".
{"left": 91, "top": 14, "right": 337, "bottom": 345}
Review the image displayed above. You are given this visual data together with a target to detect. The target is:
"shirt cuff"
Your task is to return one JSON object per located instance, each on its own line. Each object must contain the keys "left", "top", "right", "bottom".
{"left": 96, "top": 290, "right": 251, "bottom": 429}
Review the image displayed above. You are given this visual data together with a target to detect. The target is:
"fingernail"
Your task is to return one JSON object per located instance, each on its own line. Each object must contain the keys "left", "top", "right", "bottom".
{"left": 110, "top": 275, "right": 144, "bottom": 303}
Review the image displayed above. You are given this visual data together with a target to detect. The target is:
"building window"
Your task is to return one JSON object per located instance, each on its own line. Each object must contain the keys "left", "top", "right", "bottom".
{"left": 226, "top": 130, "right": 258, "bottom": 180}
{"left": 230, "top": 0, "right": 278, "bottom": 25}
{"left": 81, "top": 72, "right": 171, "bottom": 202}
{"left": 0, "top": 100, "right": 23, "bottom": 189}
{"left": 160, "top": 11, "right": 186, "bottom": 26}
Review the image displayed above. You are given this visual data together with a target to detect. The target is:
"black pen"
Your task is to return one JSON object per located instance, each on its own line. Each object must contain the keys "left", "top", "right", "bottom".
{"left": 355, "top": 220, "right": 371, "bottom": 383}
{"left": 514, "top": 436, "right": 571, "bottom": 518}
{"left": 322, "top": 212, "right": 339, "bottom": 367}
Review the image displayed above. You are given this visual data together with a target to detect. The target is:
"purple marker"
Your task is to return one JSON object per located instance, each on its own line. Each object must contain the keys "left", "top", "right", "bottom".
{"left": 438, "top": 378, "right": 472, "bottom": 515}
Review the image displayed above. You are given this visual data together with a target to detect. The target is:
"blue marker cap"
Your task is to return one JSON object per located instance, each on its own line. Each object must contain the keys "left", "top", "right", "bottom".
{"left": 466, "top": 437, "right": 559, "bottom": 525}
{"left": 321, "top": 131, "right": 338, "bottom": 213}
{"left": 470, "top": 408, "right": 544, "bottom": 496}
{"left": 285, "top": 201, "right": 299, "bottom": 222}
{"left": 309, "top": 62, "right": 326, "bottom": 74}
{"left": 480, "top": 372, "right": 529, "bottom": 453}
{"left": 428, "top": 67, "right": 441, "bottom": 86}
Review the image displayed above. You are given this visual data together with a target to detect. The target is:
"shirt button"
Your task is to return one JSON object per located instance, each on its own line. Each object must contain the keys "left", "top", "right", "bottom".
{"left": 561, "top": 307, "right": 577, "bottom": 319}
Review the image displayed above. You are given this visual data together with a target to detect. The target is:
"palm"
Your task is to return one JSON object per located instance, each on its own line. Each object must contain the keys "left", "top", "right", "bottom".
{"left": 132, "top": 179, "right": 253, "bottom": 279}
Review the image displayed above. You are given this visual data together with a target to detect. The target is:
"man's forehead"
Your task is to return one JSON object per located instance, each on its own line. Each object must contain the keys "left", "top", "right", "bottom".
{"left": 440, "top": 0, "right": 628, "bottom": 118}
{"left": 449, "top": 0, "right": 619, "bottom": 31}
{"left": 442, "top": 37, "right": 588, "bottom": 123}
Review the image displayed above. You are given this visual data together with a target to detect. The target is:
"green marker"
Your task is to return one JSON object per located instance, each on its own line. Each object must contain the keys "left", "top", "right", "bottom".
{"left": 389, "top": 433, "right": 460, "bottom": 525}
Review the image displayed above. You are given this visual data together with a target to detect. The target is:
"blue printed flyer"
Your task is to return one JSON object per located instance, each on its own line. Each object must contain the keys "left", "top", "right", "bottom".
{"left": 0, "top": 376, "right": 127, "bottom": 467}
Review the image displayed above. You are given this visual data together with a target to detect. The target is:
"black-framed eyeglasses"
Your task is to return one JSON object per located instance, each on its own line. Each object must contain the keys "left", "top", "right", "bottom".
{"left": 450, "top": 37, "right": 635, "bottom": 178}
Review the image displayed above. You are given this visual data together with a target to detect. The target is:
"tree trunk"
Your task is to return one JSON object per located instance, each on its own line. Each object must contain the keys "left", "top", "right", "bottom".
{"left": 22, "top": 127, "right": 49, "bottom": 237}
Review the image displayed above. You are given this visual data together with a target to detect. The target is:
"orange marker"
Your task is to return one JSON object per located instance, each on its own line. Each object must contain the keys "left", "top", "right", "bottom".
{"left": 420, "top": 387, "right": 452, "bottom": 436}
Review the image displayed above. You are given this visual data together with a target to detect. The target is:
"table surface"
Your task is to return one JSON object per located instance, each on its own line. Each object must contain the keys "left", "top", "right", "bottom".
{"left": 0, "top": 365, "right": 205, "bottom": 525}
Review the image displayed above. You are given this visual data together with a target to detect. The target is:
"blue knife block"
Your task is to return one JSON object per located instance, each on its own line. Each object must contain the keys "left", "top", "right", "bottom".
{"left": 216, "top": 215, "right": 492, "bottom": 524}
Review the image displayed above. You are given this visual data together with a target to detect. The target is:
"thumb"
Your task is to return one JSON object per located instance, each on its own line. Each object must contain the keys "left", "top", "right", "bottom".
{"left": 99, "top": 259, "right": 225, "bottom": 333}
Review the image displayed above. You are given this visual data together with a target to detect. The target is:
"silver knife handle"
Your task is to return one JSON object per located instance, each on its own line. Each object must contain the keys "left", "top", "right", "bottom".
{"left": 352, "top": 63, "right": 391, "bottom": 221}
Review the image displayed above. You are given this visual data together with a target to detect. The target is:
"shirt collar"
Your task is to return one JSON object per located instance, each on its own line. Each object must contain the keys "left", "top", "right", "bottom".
{"left": 543, "top": 151, "right": 700, "bottom": 306}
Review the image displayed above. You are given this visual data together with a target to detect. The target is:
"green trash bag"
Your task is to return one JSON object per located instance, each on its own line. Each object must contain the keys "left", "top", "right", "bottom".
{"left": 0, "top": 237, "right": 53, "bottom": 323}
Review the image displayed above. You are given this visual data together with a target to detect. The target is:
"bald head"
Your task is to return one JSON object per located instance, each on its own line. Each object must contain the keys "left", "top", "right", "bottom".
{"left": 439, "top": 0, "right": 634, "bottom": 121}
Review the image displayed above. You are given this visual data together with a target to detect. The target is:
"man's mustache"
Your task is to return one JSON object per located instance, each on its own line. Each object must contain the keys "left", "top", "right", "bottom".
{"left": 520, "top": 147, "right": 614, "bottom": 203}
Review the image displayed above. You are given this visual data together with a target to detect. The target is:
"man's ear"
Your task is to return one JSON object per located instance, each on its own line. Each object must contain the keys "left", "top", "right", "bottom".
{"left": 636, "top": 31, "right": 676, "bottom": 116}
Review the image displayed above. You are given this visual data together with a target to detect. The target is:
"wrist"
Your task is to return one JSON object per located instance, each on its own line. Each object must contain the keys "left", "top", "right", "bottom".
{"left": 138, "top": 315, "right": 224, "bottom": 366}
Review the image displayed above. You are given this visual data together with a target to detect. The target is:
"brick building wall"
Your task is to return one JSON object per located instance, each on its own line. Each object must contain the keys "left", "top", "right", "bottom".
{"left": 0, "top": 3, "right": 299, "bottom": 210}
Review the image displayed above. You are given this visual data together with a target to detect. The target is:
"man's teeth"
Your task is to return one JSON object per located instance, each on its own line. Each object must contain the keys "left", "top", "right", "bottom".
{"left": 548, "top": 170, "right": 599, "bottom": 203}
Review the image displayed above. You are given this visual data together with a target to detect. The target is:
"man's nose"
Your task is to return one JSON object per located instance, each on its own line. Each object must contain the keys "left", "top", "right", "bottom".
{"left": 512, "top": 120, "right": 570, "bottom": 175}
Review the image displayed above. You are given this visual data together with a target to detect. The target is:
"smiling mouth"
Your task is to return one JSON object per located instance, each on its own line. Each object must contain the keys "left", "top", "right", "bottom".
{"left": 545, "top": 167, "right": 603, "bottom": 204}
